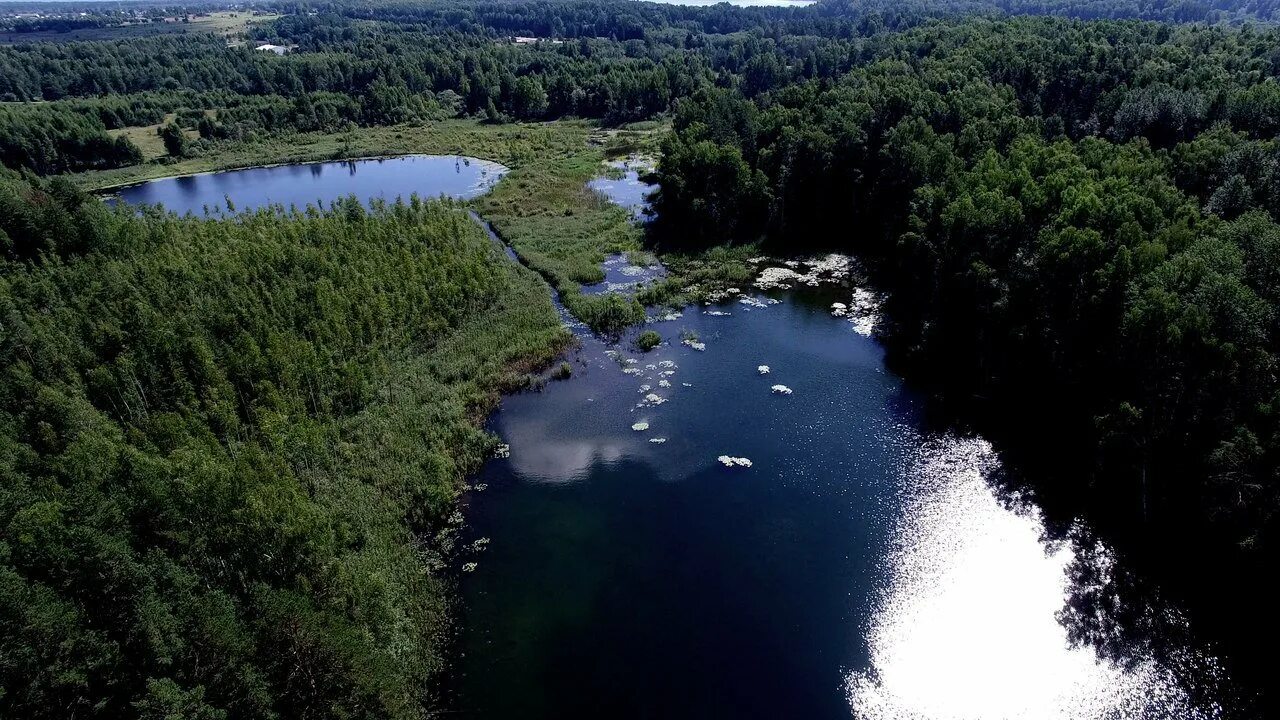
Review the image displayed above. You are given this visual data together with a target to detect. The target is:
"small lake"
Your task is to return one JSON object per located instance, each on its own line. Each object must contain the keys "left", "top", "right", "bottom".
{"left": 106, "top": 154, "right": 506, "bottom": 214}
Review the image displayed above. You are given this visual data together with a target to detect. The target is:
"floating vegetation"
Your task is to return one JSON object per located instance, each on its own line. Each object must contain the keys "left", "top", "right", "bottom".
{"left": 771, "top": 384, "right": 793, "bottom": 395}
{"left": 471, "top": 537, "right": 490, "bottom": 552}
{"left": 755, "top": 253, "right": 854, "bottom": 290}
{"left": 703, "top": 287, "right": 743, "bottom": 304}
{"left": 758, "top": 365, "right": 771, "bottom": 375}
{"left": 462, "top": 562, "right": 478, "bottom": 573}
{"left": 682, "top": 382, "right": 693, "bottom": 387}
{"left": 717, "top": 455, "right": 753, "bottom": 468}
{"left": 649, "top": 310, "right": 683, "bottom": 323}
{"left": 683, "top": 339, "right": 706, "bottom": 351}
{"left": 632, "top": 421, "right": 650, "bottom": 431}
{"left": 658, "top": 360, "right": 677, "bottom": 369}
{"left": 705, "top": 310, "right": 732, "bottom": 316}
{"left": 649, "top": 437, "right": 667, "bottom": 444}
{"left": 636, "top": 330, "right": 662, "bottom": 351}
{"left": 494, "top": 443, "right": 511, "bottom": 459}
{"left": 642, "top": 393, "right": 667, "bottom": 406}
{"left": 659, "top": 379, "right": 672, "bottom": 388}
{"left": 473, "top": 483, "right": 488, "bottom": 492}
{"left": 845, "top": 288, "right": 882, "bottom": 337}
{"left": 739, "top": 295, "right": 770, "bottom": 308}
{"left": 623, "top": 367, "right": 643, "bottom": 375}
{"left": 639, "top": 384, "right": 652, "bottom": 393}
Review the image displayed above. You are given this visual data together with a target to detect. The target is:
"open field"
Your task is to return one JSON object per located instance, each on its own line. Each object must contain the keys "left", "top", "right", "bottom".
{"left": 0, "top": 11, "right": 278, "bottom": 44}
{"left": 106, "top": 112, "right": 201, "bottom": 161}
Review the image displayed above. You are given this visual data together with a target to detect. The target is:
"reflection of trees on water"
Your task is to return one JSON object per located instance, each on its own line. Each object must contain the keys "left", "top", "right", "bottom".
{"left": 1057, "top": 531, "right": 1242, "bottom": 715}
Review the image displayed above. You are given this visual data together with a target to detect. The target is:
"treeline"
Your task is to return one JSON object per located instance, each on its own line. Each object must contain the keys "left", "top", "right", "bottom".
{"left": 6, "top": 0, "right": 1280, "bottom": 175}
{"left": 0, "top": 175, "right": 567, "bottom": 718}
{"left": 0, "top": 105, "right": 142, "bottom": 174}
{"left": 651, "top": 14, "right": 1280, "bottom": 697}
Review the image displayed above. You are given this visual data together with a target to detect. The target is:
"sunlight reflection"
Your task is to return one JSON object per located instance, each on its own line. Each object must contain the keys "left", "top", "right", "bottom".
{"left": 847, "top": 437, "right": 1222, "bottom": 720}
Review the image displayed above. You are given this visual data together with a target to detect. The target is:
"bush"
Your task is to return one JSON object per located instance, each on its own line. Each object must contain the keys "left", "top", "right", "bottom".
{"left": 636, "top": 329, "right": 662, "bottom": 351}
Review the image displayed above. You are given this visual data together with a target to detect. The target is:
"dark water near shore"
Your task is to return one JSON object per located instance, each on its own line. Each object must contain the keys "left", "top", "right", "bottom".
{"left": 106, "top": 154, "right": 506, "bottom": 214}
{"left": 446, "top": 288, "right": 1229, "bottom": 718}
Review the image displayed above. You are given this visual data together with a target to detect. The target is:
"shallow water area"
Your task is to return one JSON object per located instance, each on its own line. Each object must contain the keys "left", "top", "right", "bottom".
{"left": 581, "top": 252, "right": 667, "bottom": 295}
{"left": 587, "top": 157, "right": 657, "bottom": 222}
{"left": 445, "top": 273, "right": 1230, "bottom": 717}
{"left": 105, "top": 154, "right": 507, "bottom": 214}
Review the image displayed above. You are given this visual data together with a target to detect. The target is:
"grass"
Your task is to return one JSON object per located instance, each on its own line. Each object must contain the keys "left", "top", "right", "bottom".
{"left": 472, "top": 126, "right": 657, "bottom": 333}
{"left": 106, "top": 112, "right": 199, "bottom": 162}
{"left": 78, "top": 116, "right": 747, "bottom": 333}
{"left": 75, "top": 120, "right": 588, "bottom": 191}
{"left": 0, "top": 11, "right": 279, "bottom": 44}
{"left": 636, "top": 329, "right": 662, "bottom": 351}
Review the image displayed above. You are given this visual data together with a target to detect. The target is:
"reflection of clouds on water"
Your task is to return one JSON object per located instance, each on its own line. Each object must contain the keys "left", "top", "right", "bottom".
{"left": 502, "top": 433, "right": 630, "bottom": 483}
{"left": 848, "top": 436, "right": 1223, "bottom": 720}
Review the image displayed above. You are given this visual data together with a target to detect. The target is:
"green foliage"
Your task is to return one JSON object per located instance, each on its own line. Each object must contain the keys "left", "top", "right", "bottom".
{"left": 652, "top": 10, "right": 1280, "bottom": 608}
{"left": 158, "top": 122, "right": 188, "bottom": 158}
{"left": 0, "top": 104, "right": 142, "bottom": 174}
{"left": 635, "top": 330, "right": 662, "bottom": 351}
{"left": 0, "top": 177, "right": 568, "bottom": 719}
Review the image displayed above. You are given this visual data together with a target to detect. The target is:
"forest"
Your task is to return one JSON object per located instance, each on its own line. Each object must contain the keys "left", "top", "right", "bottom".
{"left": 4, "top": 0, "right": 1280, "bottom": 716}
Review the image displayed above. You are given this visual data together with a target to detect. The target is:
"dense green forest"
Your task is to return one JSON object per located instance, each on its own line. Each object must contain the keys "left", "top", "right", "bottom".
{"left": 8, "top": 0, "right": 1280, "bottom": 175}
{"left": 0, "top": 174, "right": 568, "bottom": 717}
{"left": 650, "top": 13, "right": 1280, "bottom": 701}
{"left": 5, "top": 0, "right": 1280, "bottom": 716}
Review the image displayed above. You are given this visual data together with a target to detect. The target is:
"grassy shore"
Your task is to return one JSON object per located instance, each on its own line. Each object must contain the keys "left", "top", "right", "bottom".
{"left": 77, "top": 119, "right": 676, "bottom": 332}
{"left": 74, "top": 120, "right": 591, "bottom": 191}
{"left": 75, "top": 118, "right": 750, "bottom": 331}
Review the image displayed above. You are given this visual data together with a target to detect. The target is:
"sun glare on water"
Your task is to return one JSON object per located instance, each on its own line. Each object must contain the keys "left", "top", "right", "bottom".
{"left": 847, "top": 437, "right": 1222, "bottom": 720}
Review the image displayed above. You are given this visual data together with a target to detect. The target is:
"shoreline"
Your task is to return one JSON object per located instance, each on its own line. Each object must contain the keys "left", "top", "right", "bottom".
{"left": 92, "top": 152, "right": 511, "bottom": 196}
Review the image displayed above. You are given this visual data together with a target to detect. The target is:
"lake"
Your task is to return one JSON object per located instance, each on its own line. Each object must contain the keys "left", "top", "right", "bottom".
{"left": 108, "top": 156, "right": 1234, "bottom": 718}
{"left": 441, "top": 170, "right": 1232, "bottom": 717}
{"left": 105, "top": 154, "right": 507, "bottom": 215}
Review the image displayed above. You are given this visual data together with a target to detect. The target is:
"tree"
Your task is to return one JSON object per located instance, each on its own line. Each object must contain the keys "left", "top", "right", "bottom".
{"left": 159, "top": 122, "right": 188, "bottom": 158}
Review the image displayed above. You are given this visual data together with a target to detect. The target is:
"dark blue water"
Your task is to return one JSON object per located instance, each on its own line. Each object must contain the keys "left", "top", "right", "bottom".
{"left": 580, "top": 252, "right": 667, "bottom": 296}
{"left": 107, "top": 155, "right": 506, "bottom": 214}
{"left": 448, "top": 287, "right": 1226, "bottom": 718}
{"left": 453, "top": 294, "right": 900, "bottom": 717}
